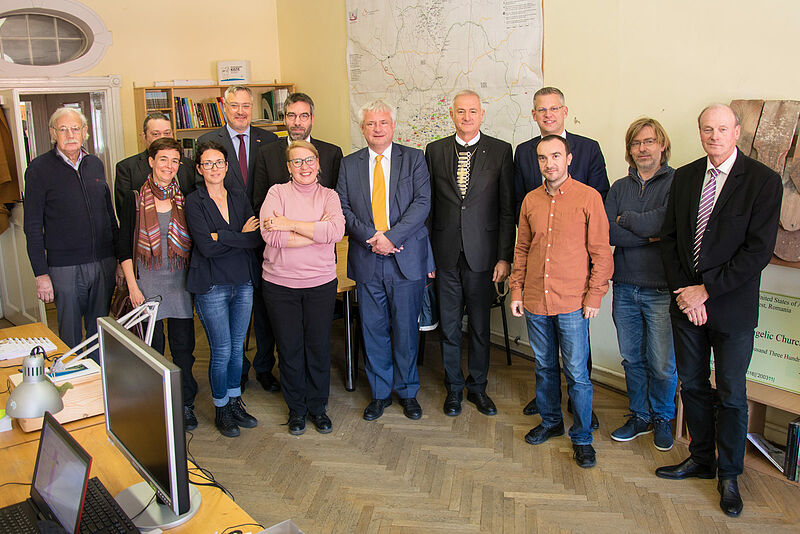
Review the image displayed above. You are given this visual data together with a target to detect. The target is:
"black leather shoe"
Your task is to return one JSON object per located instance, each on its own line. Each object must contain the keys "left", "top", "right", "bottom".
{"left": 309, "top": 413, "right": 333, "bottom": 434}
{"left": 229, "top": 397, "right": 257, "bottom": 428}
{"left": 524, "top": 423, "right": 565, "bottom": 445}
{"left": 287, "top": 411, "right": 306, "bottom": 435}
{"left": 240, "top": 374, "right": 249, "bottom": 393}
{"left": 363, "top": 398, "right": 392, "bottom": 421}
{"left": 443, "top": 392, "right": 462, "bottom": 416}
{"left": 655, "top": 457, "right": 716, "bottom": 480}
{"left": 591, "top": 411, "right": 600, "bottom": 430}
{"left": 522, "top": 396, "right": 538, "bottom": 415}
{"left": 466, "top": 391, "right": 497, "bottom": 416}
{"left": 256, "top": 371, "right": 281, "bottom": 392}
{"left": 215, "top": 404, "right": 240, "bottom": 438}
{"left": 718, "top": 477, "right": 743, "bottom": 517}
{"left": 573, "top": 444, "right": 596, "bottom": 468}
{"left": 399, "top": 398, "right": 423, "bottom": 420}
{"left": 183, "top": 405, "right": 198, "bottom": 431}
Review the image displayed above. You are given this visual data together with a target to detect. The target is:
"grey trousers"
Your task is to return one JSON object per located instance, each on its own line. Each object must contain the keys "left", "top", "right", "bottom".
{"left": 49, "top": 257, "right": 116, "bottom": 352}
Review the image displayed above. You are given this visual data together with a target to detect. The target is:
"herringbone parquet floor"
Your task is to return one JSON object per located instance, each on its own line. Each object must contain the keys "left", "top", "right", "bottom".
{"left": 182, "top": 321, "right": 800, "bottom": 534}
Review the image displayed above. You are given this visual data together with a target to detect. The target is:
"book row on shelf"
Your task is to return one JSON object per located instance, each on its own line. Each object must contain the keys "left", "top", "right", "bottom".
{"left": 785, "top": 416, "right": 800, "bottom": 482}
{"left": 145, "top": 90, "right": 170, "bottom": 109}
{"left": 174, "top": 96, "right": 226, "bottom": 130}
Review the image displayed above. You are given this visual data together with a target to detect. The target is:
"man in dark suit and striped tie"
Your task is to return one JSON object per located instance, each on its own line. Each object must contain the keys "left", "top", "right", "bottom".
{"left": 656, "top": 104, "right": 782, "bottom": 518}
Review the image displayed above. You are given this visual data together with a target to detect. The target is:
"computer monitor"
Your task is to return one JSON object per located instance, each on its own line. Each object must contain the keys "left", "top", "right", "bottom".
{"left": 97, "top": 316, "right": 201, "bottom": 530}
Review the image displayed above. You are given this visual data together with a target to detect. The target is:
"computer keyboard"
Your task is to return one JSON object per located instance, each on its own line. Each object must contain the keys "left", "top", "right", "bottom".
{"left": 79, "top": 478, "right": 138, "bottom": 534}
{"left": 0, "top": 503, "right": 38, "bottom": 534}
{"left": 0, "top": 337, "right": 58, "bottom": 360}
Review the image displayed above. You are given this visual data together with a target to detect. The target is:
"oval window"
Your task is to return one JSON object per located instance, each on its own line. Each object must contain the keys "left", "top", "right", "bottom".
{"left": 0, "top": 13, "right": 89, "bottom": 66}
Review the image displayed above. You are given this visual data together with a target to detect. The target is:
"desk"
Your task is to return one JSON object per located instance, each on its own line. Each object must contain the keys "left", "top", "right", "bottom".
{"left": 335, "top": 238, "right": 358, "bottom": 391}
{"left": 0, "top": 323, "right": 103, "bottom": 449}
{"left": 0, "top": 423, "right": 257, "bottom": 533}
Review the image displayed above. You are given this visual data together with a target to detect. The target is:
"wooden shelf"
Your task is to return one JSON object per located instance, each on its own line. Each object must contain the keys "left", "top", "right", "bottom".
{"left": 676, "top": 375, "right": 800, "bottom": 486}
{"left": 133, "top": 83, "right": 294, "bottom": 152}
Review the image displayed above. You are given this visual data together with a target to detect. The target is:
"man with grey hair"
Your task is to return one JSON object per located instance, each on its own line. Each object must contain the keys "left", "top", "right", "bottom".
{"left": 336, "top": 100, "right": 434, "bottom": 421}
{"left": 199, "top": 85, "right": 278, "bottom": 392}
{"left": 114, "top": 111, "right": 197, "bottom": 215}
{"left": 425, "top": 90, "right": 515, "bottom": 417}
{"left": 656, "top": 104, "right": 782, "bottom": 517}
{"left": 24, "top": 107, "right": 118, "bottom": 350}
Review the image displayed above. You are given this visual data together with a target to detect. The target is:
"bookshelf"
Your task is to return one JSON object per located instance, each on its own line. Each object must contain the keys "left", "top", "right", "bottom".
{"left": 133, "top": 83, "right": 294, "bottom": 152}
{"left": 675, "top": 377, "right": 800, "bottom": 486}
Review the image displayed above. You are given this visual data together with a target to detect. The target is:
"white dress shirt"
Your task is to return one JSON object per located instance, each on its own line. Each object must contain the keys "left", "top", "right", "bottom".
{"left": 367, "top": 143, "right": 392, "bottom": 229}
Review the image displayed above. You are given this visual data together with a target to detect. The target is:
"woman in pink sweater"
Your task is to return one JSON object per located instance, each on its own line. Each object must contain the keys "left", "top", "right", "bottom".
{"left": 261, "top": 140, "right": 345, "bottom": 435}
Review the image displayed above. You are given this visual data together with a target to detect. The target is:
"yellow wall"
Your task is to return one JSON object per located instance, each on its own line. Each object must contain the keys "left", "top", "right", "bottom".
{"left": 78, "top": 0, "right": 282, "bottom": 156}
{"left": 276, "top": 1, "right": 350, "bottom": 150}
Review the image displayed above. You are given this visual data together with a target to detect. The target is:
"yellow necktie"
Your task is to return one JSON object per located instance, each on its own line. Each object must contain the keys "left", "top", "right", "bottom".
{"left": 372, "top": 155, "right": 388, "bottom": 231}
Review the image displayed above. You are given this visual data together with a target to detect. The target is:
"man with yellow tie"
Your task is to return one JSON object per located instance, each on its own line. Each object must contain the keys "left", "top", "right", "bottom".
{"left": 337, "top": 100, "right": 435, "bottom": 421}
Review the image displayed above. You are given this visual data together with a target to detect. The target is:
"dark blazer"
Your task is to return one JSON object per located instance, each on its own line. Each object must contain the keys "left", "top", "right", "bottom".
{"left": 660, "top": 149, "right": 782, "bottom": 332}
{"left": 426, "top": 133, "right": 515, "bottom": 272}
{"left": 184, "top": 184, "right": 262, "bottom": 294}
{"left": 336, "top": 143, "right": 432, "bottom": 283}
{"left": 514, "top": 131, "right": 609, "bottom": 218}
{"left": 114, "top": 150, "right": 197, "bottom": 216}
{"left": 197, "top": 126, "right": 278, "bottom": 203}
{"left": 251, "top": 136, "right": 343, "bottom": 211}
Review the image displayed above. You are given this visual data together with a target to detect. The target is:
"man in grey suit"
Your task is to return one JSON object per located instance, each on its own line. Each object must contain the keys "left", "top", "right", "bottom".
{"left": 425, "top": 90, "right": 515, "bottom": 417}
{"left": 114, "top": 112, "right": 197, "bottom": 216}
{"left": 252, "top": 92, "right": 343, "bottom": 210}
{"left": 336, "top": 100, "right": 434, "bottom": 422}
{"left": 198, "top": 84, "right": 279, "bottom": 392}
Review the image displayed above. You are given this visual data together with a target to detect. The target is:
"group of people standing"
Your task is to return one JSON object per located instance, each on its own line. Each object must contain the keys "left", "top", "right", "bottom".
{"left": 24, "top": 83, "right": 781, "bottom": 518}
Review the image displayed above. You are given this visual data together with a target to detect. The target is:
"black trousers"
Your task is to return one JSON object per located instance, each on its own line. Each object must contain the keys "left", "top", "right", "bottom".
{"left": 262, "top": 279, "right": 337, "bottom": 416}
{"left": 671, "top": 314, "right": 754, "bottom": 478}
{"left": 437, "top": 252, "right": 493, "bottom": 394}
{"left": 241, "top": 284, "right": 277, "bottom": 376}
{"left": 151, "top": 317, "right": 197, "bottom": 407}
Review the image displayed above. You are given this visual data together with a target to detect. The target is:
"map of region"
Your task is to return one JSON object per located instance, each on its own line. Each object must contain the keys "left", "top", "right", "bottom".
{"left": 345, "top": 0, "right": 543, "bottom": 151}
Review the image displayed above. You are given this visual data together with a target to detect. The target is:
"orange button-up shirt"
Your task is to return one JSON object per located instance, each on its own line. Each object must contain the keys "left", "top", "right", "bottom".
{"left": 510, "top": 177, "right": 613, "bottom": 316}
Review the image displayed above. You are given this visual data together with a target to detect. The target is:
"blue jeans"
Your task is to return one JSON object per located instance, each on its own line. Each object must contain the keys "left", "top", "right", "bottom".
{"left": 612, "top": 283, "right": 677, "bottom": 422}
{"left": 194, "top": 283, "right": 253, "bottom": 407}
{"left": 525, "top": 308, "right": 593, "bottom": 445}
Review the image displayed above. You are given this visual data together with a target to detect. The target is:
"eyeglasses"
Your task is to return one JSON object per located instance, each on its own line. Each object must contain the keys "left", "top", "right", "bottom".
{"left": 289, "top": 156, "right": 317, "bottom": 168}
{"left": 53, "top": 126, "right": 83, "bottom": 135}
{"left": 199, "top": 159, "right": 227, "bottom": 170}
{"left": 534, "top": 105, "right": 564, "bottom": 114}
{"left": 286, "top": 112, "right": 311, "bottom": 121}
{"left": 630, "top": 138, "right": 658, "bottom": 148}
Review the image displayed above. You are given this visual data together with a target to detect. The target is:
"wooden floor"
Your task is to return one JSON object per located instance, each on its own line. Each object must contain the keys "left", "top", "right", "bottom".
{"left": 7, "top": 314, "right": 799, "bottom": 533}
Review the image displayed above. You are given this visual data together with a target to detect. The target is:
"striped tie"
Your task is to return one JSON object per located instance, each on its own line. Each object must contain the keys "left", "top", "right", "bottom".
{"left": 693, "top": 168, "right": 719, "bottom": 270}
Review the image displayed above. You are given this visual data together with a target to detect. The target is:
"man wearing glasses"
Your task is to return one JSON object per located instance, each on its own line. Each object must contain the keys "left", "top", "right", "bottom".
{"left": 24, "top": 107, "right": 118, "bottom": 351}
{"left": 514, "top": 87, "right": 609, "bottom": 424}
{"left": 199, "top": 85, "right": 278, "bottom": 393}
{"left": 252, "top": 92, "right": 343, "bottom": 208}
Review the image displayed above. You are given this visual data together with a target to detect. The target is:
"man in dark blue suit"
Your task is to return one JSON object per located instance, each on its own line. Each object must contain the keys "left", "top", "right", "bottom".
{"left": 198, "top": 85, "right": 279, "bottom": 393}
{"left": 336, "top": 100, "right": 434, "bottom": 421}
{"left": 656, "top": 104, "right": 782, "bottom": 518}
{"left": 515, "top": 87, "right": 609, "bottom": 422}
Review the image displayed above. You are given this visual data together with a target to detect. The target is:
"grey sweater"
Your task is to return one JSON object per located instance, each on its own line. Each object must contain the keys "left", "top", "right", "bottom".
{"left": 605, "top": 164, "right": 674, "bottom": 288}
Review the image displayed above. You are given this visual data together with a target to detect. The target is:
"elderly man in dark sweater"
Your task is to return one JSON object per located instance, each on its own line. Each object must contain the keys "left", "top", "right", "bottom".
{"left": 24, "top": 107, "right": 118, "bottom": 350}
{"left": 604, "top": 118, "right": 677, "bottom": 452}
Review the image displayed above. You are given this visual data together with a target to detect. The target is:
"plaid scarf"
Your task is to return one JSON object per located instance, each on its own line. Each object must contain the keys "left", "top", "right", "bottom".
{"left": 136, "top": 175, "right": 191, "bottom": 270}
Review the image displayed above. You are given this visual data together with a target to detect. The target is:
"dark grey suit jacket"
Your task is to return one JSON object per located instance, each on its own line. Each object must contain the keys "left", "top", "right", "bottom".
{"left": 660, "top": 149, "right": 782, "bottom": 332}
{"left": 114, "top": 150, "right": 197, "bottom": 216}
{"left": 197, "top": 126, "right": 278, "bottom": 204}
{"left": 251, "top": 136, "right": 343, "bottom": 211}
{"left": 425, "top": 133, "right": 515, "bottom": 272}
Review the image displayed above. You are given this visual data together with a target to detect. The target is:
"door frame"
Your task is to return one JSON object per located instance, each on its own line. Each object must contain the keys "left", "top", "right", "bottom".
{"left": 0, "top": 75, "right": 123, "bottom": 323}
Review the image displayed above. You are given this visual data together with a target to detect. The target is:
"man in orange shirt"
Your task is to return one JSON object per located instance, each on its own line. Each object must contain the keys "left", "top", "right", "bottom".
{"left": 510, "top": 135, "right": 613, "bottom": 468}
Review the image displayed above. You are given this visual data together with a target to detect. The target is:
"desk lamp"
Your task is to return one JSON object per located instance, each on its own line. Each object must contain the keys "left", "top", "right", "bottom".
{"left": 5, "top": 351, "right": 63, "bottom": 418}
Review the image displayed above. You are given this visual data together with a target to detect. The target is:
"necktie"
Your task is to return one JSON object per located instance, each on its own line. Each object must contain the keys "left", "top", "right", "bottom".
{"left": 236, "top": 134, "right": 248, "bottom": 185}
{"left": 693, "top": 168, "right": 719, "bottom": 269}
{"left": 372, "top": 155, "right": 388, "bottom": 231}
{"left": 456, "top": 147, "right": 471, "bottom": 198}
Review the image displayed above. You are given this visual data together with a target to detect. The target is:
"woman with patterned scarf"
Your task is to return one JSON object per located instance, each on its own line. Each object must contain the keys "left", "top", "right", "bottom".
{"left": 117, "top": 136, "right": 198, "bottom": 430}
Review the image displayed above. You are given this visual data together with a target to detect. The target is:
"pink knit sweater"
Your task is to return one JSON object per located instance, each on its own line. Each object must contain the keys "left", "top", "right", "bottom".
{"left": 259, "top": 180, "right": 345, "bottom": 288}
